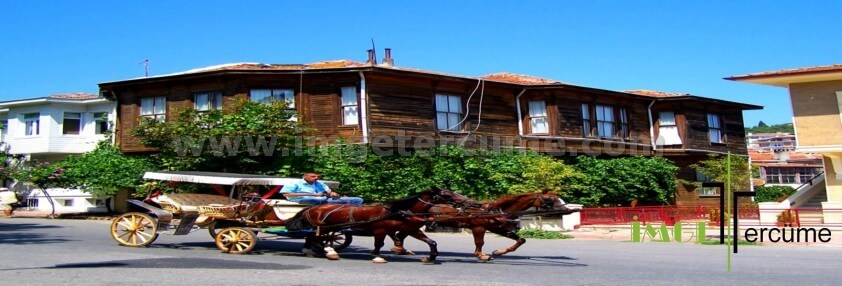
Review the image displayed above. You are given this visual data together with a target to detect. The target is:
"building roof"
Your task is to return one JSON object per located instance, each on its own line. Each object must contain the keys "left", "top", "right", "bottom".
{"left": 625, "top": 89, "right": 762, "bottom": 110}
{"left": 727, "top": 64, "right": 842, "bottom": 80}
{"left": 0, "top": 92, "right": 107, "bottom": 107}
{"left": 49, "top": 92, "right": 100, "bottom": 100}
{"left": 479, "top": 72, "right": 564, "bottom": 85}
{"left": 98, "top": 59, "right": 761, "bottom": 109}
{"left": 624, "top": 90, "right": 690, "bottom": 97}
{"left": 725, "top": 64, "right": 842, "bottom": 87}
{"left": 749, "top": 152, "right": 775, "bottom": 161}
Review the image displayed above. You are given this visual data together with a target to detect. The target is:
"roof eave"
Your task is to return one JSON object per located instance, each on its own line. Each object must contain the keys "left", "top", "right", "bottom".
{"left": 99, "top": 66, "right": 376, "bottom": 88}
{"left": 655, "top": 96, "right": 763, "bottom": 110}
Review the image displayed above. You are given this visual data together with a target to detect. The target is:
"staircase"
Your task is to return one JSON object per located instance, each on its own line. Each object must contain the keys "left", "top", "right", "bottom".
{"left": 787, "top": 173, "right": 827, "bottom": 226}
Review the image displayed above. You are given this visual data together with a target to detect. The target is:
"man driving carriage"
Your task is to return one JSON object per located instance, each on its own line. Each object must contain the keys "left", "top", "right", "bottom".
{"left": 280, "top": 172, "right": 363, "bottom": 206}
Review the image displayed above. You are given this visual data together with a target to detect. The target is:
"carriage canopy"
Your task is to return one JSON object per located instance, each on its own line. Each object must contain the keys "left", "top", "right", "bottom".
{"left": 143, "top": 171, "right": 340, "bottom": 188}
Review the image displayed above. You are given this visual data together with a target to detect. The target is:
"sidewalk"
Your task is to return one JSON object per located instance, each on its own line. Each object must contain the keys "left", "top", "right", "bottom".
{"left": 4, "top": 209, "right": 114, "bottom": 220}
{"left": 571, "top": 224, "right": 842, "bottom": 247}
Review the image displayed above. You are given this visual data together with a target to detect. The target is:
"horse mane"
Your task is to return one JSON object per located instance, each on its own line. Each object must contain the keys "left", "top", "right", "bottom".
{"left": 386, "top": 190, "right": 432, "bottom": 211}
{"left": 487, "top": 192, "right": 538, "bottom": 210}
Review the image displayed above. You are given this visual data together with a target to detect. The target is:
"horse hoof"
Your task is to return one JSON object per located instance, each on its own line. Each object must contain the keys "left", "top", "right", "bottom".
{"left": 492, "top": 250, "right": 506, "bottom": 256}
{"left": 421, "top": 258, "right": 436, "bottom": 264}
{"left": 372, "top": 257, "right": 388, "bottom": 264}
{"left": 478, "top": 255, "right": 493, "bottom": 261}
{"left": 326, "top": 253, "right": 340, "bottom": 260}
{"left": 302, "top": 248, "right": 319, "bottom": 258}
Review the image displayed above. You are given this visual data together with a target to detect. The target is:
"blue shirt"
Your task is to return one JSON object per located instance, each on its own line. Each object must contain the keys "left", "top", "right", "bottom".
{"left": 280, "top": 180, "right": 331, "bottom": 203}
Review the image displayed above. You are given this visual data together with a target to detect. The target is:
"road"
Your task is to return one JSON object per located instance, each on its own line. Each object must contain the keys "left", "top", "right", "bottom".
{"left": 1, "top": 218, "right": 840, "bottom": 285}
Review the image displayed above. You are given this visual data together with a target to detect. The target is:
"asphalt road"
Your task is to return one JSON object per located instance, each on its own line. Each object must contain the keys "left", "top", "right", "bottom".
{"left": 1, "top": 218, "right": 840, "bottom": 285}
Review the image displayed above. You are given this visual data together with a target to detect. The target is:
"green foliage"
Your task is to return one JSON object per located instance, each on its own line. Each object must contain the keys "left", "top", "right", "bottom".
{"left": 570, "top": 156, "right": 678, "bottom": 206}
{"left": 516, "top": 229, "right": 574, "bottom": 239}
{"left": 56, "top": 141, "right": 156, "bottom": 197}
{"left": 745, "top": 123, "right": 793, "bottom": 134}
{"left": 691, "top": 154, "right": 756, "bottom": 192}
{"left": 754, "top": 185, "right": 796, "bottom": 202}
{"left": 10, "top": 160, "right": 66, "bottom": 189}
{"left": 0, "top": 143, "right": 23, "bottom": 182}
{"left": 130, "top": 98, "right": 310, "bottom": 174}
{"left": 309, "top": 145, "right": 583, "bottom": 202}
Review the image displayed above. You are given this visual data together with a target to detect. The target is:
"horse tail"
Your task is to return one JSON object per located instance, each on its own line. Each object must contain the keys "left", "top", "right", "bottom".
{"left": 285, "top": 206, "right": 315, "bottom": 231}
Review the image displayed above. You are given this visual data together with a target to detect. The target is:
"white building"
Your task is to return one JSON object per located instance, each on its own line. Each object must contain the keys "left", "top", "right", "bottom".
{"left": 0, "top": 93, "right": 115, "bottom": 214}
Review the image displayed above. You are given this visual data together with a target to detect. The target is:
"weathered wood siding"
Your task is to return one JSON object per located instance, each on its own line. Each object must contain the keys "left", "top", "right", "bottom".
{"left": 113, "top": 73, "right": 364, "bottom": 152}
{"left": 654, "top": 101, "right": 748, "bottom": 155}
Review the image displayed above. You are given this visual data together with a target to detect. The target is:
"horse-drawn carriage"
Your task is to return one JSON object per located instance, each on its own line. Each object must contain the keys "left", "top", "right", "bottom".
{"left": 110, "top": 171, "right": 578, "bottom": 263}
{"left": 109, "top": 171, "right": 352, "bottom": 254}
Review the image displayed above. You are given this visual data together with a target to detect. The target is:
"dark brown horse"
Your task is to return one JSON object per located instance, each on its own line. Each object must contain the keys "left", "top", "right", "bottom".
{"left": 391, "top": 189, "right": 576, "bottom": 261}
{"left": 291, "top": 187, "right": 463, "bottom": 263}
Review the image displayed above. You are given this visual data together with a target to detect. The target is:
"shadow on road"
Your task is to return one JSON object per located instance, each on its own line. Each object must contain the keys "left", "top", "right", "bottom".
{"left": 0, "top": 222, "right": 63, "bottom": 232}
{"left": 0, "top": 258, "right": 310, "bottom": 271}
{"left": 0, "top": 222, "right": 70, "bottom": 245}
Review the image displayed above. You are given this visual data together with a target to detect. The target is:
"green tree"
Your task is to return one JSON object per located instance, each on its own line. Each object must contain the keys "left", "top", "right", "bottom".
{"left": 754, "top": 185, "right": 796, "bottom": 202}
{"left": 745, "top": 123, "right": 794, "bottom": 134}
{"left": 571, "top": 156, "right": 678, "bottom": 206}
{"left": 57, "top": 141, "right": 156, "bottom": 198}
{"left": 130, "top": 98, "right": 310, "bottom": 174}
{"left": 690, "top": 154, "right": 756, "bottom": 192}
{"left": 11, "top": 160, "right": 66, "bottom": 218}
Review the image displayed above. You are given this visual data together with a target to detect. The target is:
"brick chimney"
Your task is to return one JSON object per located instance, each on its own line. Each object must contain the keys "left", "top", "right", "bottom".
{"left": 366, "top": 49, "right": 377, "bottom": 65}
{"left": 381, "top": 48, "right": 394, "bottom": 67}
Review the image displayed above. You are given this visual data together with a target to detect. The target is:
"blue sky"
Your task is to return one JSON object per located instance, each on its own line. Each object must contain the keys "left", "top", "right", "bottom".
{"left": 1, "top": 1, "right": 840, "bottom": 126}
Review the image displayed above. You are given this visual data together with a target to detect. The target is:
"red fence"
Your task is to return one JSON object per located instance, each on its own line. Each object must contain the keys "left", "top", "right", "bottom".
{"left": 579, "top": 205, "right": 759, "bottom": 225}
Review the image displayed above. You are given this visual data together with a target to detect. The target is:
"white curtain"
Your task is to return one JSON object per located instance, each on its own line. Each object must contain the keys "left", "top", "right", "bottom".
{"left": 529, "top": 101, "right": 548, "bottom": 134}
{"left": 657, "top": 111, "right": 682, "bottom": 145}
{"left": 140, "top": 98, "right": 154, "bottom": 115}
{"left": 341, "top": 87, "right": 358, "bottom": 125}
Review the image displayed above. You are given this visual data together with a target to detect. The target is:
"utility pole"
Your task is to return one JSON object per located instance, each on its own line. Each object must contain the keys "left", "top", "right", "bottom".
{"left": 139, "top": 59, "right": 149, "bottom": 77}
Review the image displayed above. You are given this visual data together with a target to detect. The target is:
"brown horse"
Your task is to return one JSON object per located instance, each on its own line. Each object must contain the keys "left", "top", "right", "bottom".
{"left": 391, "top": 189, "right": 576, "bottom": 261}
{"left": 291, "top": 187, "right": 463, "bottom": 263}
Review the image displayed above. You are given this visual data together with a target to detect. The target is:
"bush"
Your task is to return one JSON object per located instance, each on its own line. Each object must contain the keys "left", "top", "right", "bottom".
{"left": 754, "top": 185, "right": 796, "bottom": 202}
{"left": 516, "top": 229, "right": 574, "bottom": 239}
{"left": 570, "top": 156, "right": 678, "bottom": 206}
{"left": 308, "top": 145, "right": 584, "bottom": 202}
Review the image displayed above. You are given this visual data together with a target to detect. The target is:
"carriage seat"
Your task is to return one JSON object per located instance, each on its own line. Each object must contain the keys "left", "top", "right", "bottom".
{"left": 153, "top": 193, "right": 241, "bottom": 213}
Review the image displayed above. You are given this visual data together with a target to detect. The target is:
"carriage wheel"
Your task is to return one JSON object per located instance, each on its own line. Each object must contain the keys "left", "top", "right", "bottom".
{"left": 110, "top": 212, "right": 159, "bottom": 247}
{"left": 208, "top": 220, "right": 245, "bottom": 239}
{"left": 312, "top": 232, "right": 353, "bottom": 251}
{"left": 215, "top": 227, "right": 257, "bottom": 254}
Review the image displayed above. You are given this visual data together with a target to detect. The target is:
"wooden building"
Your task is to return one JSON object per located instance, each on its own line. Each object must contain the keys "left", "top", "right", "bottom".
{"left": 99, "top": 52, "right": 761, "bottom": 205}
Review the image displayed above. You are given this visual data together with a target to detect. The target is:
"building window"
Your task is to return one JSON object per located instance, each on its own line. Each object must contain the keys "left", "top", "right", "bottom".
{"left": 595, "top": 105, "right": 614, "bottom": 137}
{"left": 619, "top": 108, "right": 629, "bottom": 138}
{"left": 435, "top": 94, "right": 462, "bottom": 131}
{"left": 582, "top": 104, "right": 591, "bottom": 137}
{"left": 140, "top": 97, "right": 166, "bottom": 122}
{"left": 23, "top": 113, "right": 40, "bottom": 136}
{"left": 797, "top": 168, "right": 820, "bottom": 183}
{"left": 93, "top": 112, "right": 109, "bottom": 135}
{"left": 1, "top": 119, "right": 8, "bottom": 140}
{"left": 696, "top": 170, "right": 718, "bottom": 196}
{"left": 656, "top": 111, "right": 682, "bottom": 145}
{"left": 765, "top": 167, "right": 797, "bottom": 184}
{"left": 707, "top": 114, "right": 723, "bottom": 143}
{"left": 195, "top": 92, "right": 222, "bottom": 111}
{"left": 528, "top": 101, "right": 548, "bottom": 134}
{"left": 341, "top": 86, "right": 359, "bottom": 125}
{"left": 63, "top": 112, "right": 82, "bottom": 135}
{"left": 250, "top": 89, "right": 294, "bottom": 107}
